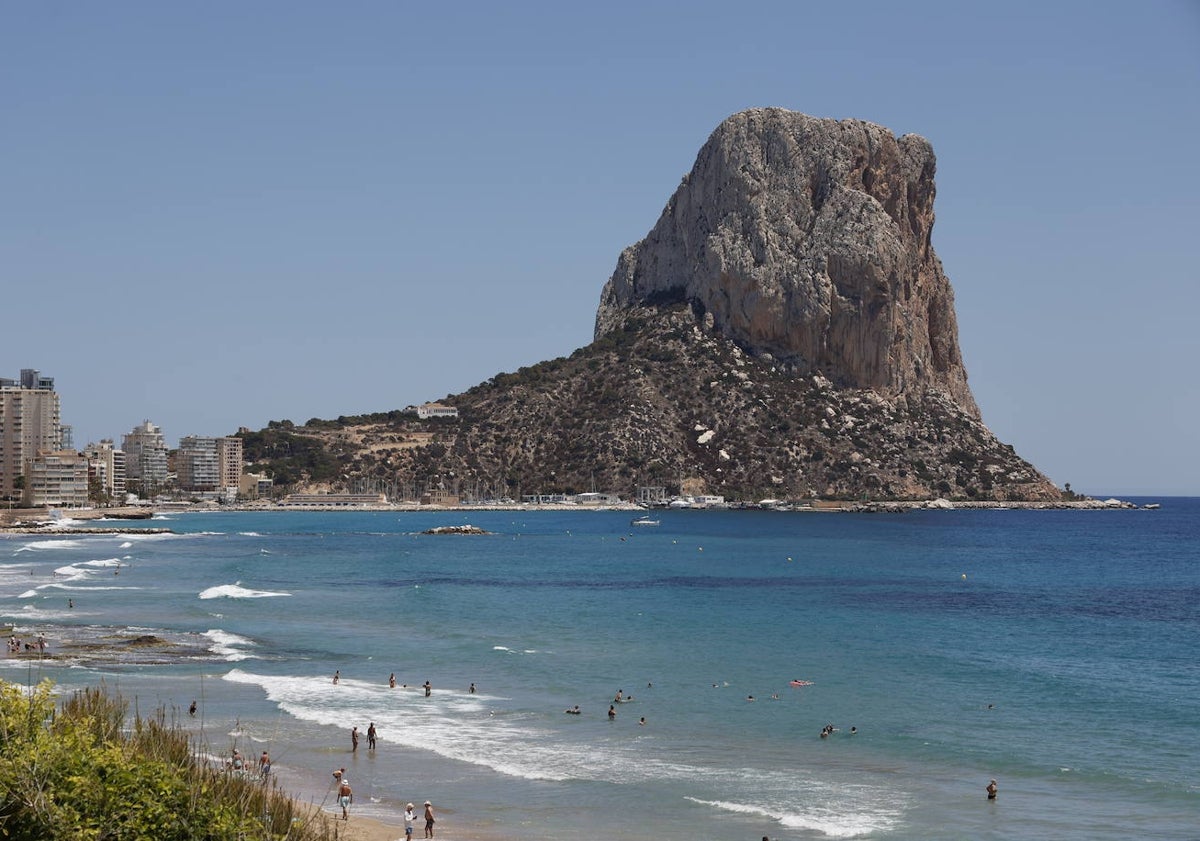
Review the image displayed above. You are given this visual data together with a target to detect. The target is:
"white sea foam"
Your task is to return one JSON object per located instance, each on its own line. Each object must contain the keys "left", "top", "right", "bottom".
{"left": 219, "top": 667, "right": 908, "bottom": 838}
{"left": 80, "top": 558, "right": 123, "bottom": 568}
{"left": 199, "top": 583, "right": 291, "bottom": 600}
{"left": 492, "top": 645, "right": 542, "bottom": 655}
{"left": 204, "top": 629, "right": 258, "bottom": 661}
{"left": 20, "top": 539, "right": 87, "bottom": 551}
{"left": 3, "top": 604, "right": 75, "bottom": 621}
{"left": 119, "top": 542, "right": 133, "bottom": 548}
{"left": 238, "top": 532, "right": 262, "bottom": 537}
{"left": 42, "top": 584, "right": 141, "bottom": 592}
{"left": 685, "top": 793, "right": 902, "bottom": 838}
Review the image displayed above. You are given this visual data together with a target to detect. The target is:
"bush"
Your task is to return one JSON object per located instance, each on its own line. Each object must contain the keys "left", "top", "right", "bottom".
{"left": 0, "top": 681, "right": 336, "bottom": 841}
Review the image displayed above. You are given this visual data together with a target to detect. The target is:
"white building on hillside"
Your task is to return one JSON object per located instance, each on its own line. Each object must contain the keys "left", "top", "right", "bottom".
{"left": 416, "top": 403, "right": 459, "bottom": 419}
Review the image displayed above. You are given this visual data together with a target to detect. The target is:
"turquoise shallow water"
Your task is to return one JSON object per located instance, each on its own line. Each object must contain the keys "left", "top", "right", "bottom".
{"left": 1, "top": 501, "right": 1197, "bottom": 840}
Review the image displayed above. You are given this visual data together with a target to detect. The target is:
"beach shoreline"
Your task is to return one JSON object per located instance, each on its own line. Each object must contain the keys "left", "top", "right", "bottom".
{"left": 0, "top": 495, "right": 1153, "bottom": 535}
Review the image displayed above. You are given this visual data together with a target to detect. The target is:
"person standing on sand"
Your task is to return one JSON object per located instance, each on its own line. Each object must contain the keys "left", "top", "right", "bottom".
{"left": 367, "top": 722, "right": 377, "bottom": 749}
{"left": 987, "top": 779, "right": 998, "bottom": 800}
{"left": 351, "top": 726, "right": 359, "bottom": 752}
{"left": 259, "top": 750, "right": 271, "bottom": 778}
{"left": 338, "top": 778, "right": 353, "bottom": 820}
{"left": 423, "top": 800, "right": 436, "bottom": 838}
{"left": 404, "top": 803, "right": 416, "bottom": 839}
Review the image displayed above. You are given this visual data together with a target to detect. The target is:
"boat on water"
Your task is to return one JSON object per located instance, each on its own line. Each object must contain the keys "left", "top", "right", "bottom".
{"left": 630, "top": 515, "right": 661, "bottom": 526}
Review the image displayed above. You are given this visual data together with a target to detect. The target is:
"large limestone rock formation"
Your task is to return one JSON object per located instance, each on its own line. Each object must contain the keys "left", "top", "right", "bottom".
{"left": 596, "top": 107, "right": 978, "bottom": 417}
{"left": 241, "top": 107, "right": 1062, "bottom": 503}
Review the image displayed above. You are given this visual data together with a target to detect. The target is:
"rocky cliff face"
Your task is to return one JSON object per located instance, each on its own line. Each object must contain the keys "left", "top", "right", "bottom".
{"left": 596, "top": 107, "right": 978, "bottom": 417}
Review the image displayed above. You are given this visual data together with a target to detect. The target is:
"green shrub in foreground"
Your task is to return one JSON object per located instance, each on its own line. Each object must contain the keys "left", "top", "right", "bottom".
{"left": 0, "top": 680, "right": 333, "bottom": 840}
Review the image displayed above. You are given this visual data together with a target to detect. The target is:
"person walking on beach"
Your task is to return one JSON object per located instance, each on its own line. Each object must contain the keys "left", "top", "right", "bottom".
{"left": 404, "top": 803, "right": 416, "bottom": 839}
{"left": 338, "top": 778, "right": 353, "bottom": 820}
{"left": 351, "top": 726, "right": 359, "bottom": 752}
{"left": 423, "top": 800, "right": 436, "bottom": 838}
{"left": 986, "top": 779, "right": 998, "bottom": 800}
{"left": 367, "top": 722, "right": 377, "bottom": 750}
{"left": 188, "top": 700, "right": 197, "bottom": 717}
{"left": 259, "top": 750, "right": 271, "bottom": 779}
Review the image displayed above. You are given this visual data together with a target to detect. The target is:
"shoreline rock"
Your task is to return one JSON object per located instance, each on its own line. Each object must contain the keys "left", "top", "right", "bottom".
{"left": 421, "top": 524, "right": 491, "bottom": 535}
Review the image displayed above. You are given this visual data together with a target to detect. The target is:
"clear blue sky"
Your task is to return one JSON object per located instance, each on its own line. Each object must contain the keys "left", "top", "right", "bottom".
{"left": 3, "top": 2, "right": 1197, "bottom": 496}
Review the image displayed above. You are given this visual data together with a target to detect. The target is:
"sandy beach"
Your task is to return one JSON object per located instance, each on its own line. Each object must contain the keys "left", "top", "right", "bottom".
{"left": 317, "top": 811, "right": 402, "bottom": 841}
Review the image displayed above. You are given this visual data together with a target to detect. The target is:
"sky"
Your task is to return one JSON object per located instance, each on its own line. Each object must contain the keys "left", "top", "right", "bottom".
{"left": 3, "top": 1, "right": 1198, "bottom": 496}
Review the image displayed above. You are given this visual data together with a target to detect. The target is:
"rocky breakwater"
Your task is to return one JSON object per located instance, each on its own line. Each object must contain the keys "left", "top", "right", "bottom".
{"left": 421, "top": 525, "right": 491, "bottom": 535}
{"left": 597, "top": 107, "right": 977, "bottom": 417}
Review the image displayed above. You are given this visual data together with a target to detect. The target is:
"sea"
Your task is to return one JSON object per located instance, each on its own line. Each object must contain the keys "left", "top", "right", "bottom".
{"left": 1, "top": 500, "right": 1197, "bottom": 841}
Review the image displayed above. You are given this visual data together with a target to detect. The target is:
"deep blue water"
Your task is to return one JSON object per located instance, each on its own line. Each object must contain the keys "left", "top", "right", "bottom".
{"left": 2, "top": 500, "right": 1197, "bottom": 840}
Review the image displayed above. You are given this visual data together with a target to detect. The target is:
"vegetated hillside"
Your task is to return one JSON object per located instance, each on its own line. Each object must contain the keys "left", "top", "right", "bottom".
{"left": 241, "top": 303, "right": 1059, "bottom": 502}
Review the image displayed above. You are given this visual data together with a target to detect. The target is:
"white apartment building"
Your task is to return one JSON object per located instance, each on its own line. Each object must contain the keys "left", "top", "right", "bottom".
{"left": 83, "top": 439, "right": 127, "bottom": 501}
{"left": 0, "top": 369, "right": 62, "bottom": 502}
{"left": 177, "top": 435, "right": 243, "bottom": 496}
{"left": 177, "top": 436, "right": 220, "bottom": 491}
{"left": 23, "top": 449, "right": 89, "bottom": 508}
{"left": 122, "top": 420, "right": 170, "bottom": 494}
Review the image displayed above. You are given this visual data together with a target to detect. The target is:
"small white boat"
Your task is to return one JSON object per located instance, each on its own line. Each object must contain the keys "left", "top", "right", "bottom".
{"left": 630, "top": 515, "right": 661, "bottom": 526}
